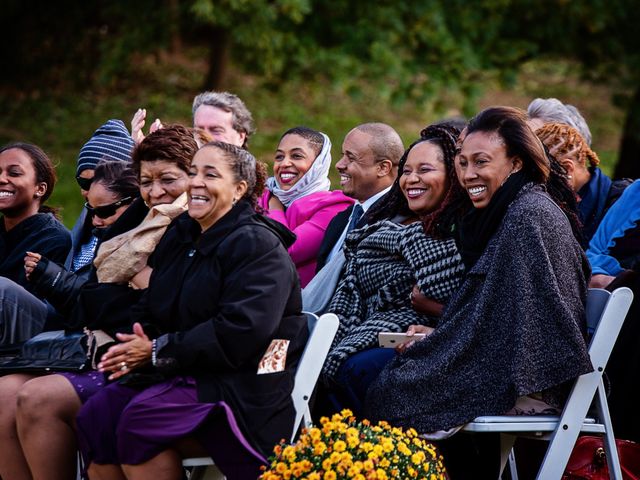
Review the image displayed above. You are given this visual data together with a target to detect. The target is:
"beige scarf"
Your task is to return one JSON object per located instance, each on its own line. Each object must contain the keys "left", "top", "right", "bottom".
{"left": 94, "top": 193, "right": 188, "bottom": 283}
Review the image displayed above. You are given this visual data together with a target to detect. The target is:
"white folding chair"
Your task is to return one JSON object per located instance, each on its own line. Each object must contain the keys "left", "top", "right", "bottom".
{"left": 184, "top": 312, "right": 340, "bottom": 480}
{"left": 462, "top": 287, "right": 634, "bottom": 480}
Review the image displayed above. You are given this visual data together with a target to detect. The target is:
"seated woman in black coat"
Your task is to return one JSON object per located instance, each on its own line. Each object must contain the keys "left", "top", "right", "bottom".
{"left": 0, "top": 142, "right": 71, "bottom": 345}
{"left": 76, "top": 141, "right": 308, "bottom": 480}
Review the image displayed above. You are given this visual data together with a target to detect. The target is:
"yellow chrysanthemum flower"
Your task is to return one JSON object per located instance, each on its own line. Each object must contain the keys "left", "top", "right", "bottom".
{"left": 334, "top": 440, "right": 347, "bottom": 452}
{"left": 260, "top": 415, "right": 447, "bottom": 480}
{"left": 323, "top": 470, "right": 337, "bottom": 480}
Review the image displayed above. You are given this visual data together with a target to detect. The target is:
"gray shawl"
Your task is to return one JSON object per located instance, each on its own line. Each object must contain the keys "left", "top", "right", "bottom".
{"left": 322, "top": 220, "right": 465, "bottom": 379}
{"left": 365, "top": 185, "right": 593, "bottom": 432}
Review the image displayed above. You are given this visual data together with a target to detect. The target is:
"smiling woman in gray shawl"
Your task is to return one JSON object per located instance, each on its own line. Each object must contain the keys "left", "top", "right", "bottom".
{"left": 365, "top": 107, "right": 592, "bottom": 438}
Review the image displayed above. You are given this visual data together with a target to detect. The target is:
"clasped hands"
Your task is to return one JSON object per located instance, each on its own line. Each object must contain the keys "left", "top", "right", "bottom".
{"left": 98, "top": 322, "right": 153, "bottom": 380}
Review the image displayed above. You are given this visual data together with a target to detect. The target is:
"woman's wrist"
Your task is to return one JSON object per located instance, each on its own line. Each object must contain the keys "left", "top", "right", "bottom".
{"left": 151, "top": 338, "right": 158, "bottom": 366}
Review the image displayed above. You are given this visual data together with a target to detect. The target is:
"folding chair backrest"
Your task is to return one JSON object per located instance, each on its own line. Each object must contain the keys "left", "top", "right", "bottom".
{"left": 585, "top": 288, "right": 611, "bottom": 335}
{"left": 290, "top": 312, "right": 340, "bottom": 442}
{"left": 586, "top": 287, "right": 633, "bottom": 369}
{"left": 537, "top": 287, "right": 634, "bottom": 479}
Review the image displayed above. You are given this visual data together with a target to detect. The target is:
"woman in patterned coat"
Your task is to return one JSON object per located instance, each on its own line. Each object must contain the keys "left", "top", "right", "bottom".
{"left": 321, "top": 124, "right": 469, "bottom": 415}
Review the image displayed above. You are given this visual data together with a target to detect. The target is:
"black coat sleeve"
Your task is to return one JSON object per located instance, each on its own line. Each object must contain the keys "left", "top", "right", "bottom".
{"left": 158, "top": 227, "right": 297, "bottom": 372}
{"left": 29, "top": 258, "right": 90, "bottom": 317}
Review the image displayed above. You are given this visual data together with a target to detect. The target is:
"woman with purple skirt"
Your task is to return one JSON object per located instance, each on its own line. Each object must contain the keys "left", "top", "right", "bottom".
{"left": 76, "top": 141, "right": 308, "bottom": 480}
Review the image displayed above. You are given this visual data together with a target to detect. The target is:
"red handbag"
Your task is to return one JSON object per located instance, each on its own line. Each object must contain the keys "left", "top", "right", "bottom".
{"left": 563, "top": 436, "right": 640, "bottom": 479}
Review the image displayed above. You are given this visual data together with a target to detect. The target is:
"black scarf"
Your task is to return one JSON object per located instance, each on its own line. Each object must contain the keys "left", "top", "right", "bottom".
{"left": 458, "top": 170, "right": 530, "bottom": 270}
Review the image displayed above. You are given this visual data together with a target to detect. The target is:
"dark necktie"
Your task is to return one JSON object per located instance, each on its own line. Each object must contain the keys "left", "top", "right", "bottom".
{"left": 346, "top": 204, "right": 364, "bottom": 233}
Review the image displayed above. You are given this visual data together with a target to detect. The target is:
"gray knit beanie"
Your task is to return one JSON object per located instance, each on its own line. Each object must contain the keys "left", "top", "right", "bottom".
{"left": 76, "top": 119, "right": 134, "bottom": 176}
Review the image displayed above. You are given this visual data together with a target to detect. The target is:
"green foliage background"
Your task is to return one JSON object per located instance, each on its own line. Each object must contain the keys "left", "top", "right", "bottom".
{"left": 0, "top": 0, "right": 633, "bottom": 227}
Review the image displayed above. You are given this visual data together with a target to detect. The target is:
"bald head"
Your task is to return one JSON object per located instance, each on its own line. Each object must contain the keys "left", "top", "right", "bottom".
{"left": 355, "top": 122, "right": 404, "bottom": 166}
{"left": 336, "top": 123, "right": 403, "bottom": 202}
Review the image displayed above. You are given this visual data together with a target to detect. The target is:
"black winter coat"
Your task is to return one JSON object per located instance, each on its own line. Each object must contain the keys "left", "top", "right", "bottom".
{"left": 135, "top": 201, "right": 308, "bottom": 456}
{"left": 28, "top": 198, "right": 149, "bottom": 319}
{"left": 0, "top": 213, "right": 70, "bottom": 297}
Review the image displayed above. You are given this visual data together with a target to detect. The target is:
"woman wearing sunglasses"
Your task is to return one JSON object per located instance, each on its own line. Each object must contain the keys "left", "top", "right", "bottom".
{"left": 22, "top": 160, "right": 143, "bottom": 317}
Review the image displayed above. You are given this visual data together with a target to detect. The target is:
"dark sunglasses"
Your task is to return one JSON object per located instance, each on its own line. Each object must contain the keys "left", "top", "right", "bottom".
{"left": 76, "top": 176, "right": 94, "bottom": 191}
{"left": 84, "top": 196, "right": 133, "bottom": 219}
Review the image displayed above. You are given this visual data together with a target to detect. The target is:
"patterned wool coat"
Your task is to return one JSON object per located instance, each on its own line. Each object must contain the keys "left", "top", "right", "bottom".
{"left": 322, "top": 220, "right": 465, "bottom": 379}
{"left": 365, "top": 185, "right": 593, "bottom": 432}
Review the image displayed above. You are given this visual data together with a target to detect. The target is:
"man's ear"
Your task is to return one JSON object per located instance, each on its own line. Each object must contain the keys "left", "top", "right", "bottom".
{"left": 376, "top": 159, "right": 393, "bottom": 177}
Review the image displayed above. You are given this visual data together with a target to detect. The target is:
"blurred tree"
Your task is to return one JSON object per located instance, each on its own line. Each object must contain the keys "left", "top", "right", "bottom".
{"left": 493, "top": 0, "right": 640, "bottom": 178}
{"left": 0, "top": 0, "right": 177, "bottom": 90}
{"left": 2, "top": 0, "right": 638, "bottom": 176}
{"left": 191, "top": 0, "right": 640, "bottom": 177}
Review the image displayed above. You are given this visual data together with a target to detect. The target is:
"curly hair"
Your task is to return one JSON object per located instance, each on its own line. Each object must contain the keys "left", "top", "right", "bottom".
{"left": 535, "top": 122, "right": 600, "bottom": 169}
{"left": 419, "top": 124, "right": 471, "bottom": 238}
{"left": 365, "top": 123, "right": 469, "bottom": 238}
{"left": 131, "top": 124, "right": 199, "bottom": 178}
{"left": 542, "top": 144, "right": 584, "bottom": 246}
{"left": 200, "top": 141, "right": 266, "bottom": 209}
{"left": 527, "top": 97, "right": 592, "bottom": 146}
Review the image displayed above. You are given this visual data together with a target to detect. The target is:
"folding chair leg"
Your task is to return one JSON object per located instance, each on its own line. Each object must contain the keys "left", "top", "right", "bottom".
{"left": 507, "top": 449, "right": 518, "bottom": 480}
{"left": 499, "top": 434, "right": 516, "bottom": 478}
{"left": 596, "top": 383, "right": 623, "bottom": 480}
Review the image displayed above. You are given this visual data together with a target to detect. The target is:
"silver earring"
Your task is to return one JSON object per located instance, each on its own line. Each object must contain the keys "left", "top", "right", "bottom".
{"left": 232, "top": 198, "right": 237, "bottom": 206}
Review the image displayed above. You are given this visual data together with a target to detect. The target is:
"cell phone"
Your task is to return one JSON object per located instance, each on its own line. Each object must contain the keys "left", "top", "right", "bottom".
{"left": 378, "top": 332, "right": 426, "bottom": 348}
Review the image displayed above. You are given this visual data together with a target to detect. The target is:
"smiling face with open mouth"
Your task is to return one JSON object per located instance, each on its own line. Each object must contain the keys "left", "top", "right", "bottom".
{"left": 400, "top": 141, "right": 448, "bottom": 216}
{"left": 0, "top": 147, "right": 45, "bottom": 220}
{"left": 187, "top": 146, "right": 248, "bottom": 232}
{"left": 456, "top": 131, "right": 521, "bottom": 209}
{"left": 273, "top": 134, "right": 317, "bottom": 191}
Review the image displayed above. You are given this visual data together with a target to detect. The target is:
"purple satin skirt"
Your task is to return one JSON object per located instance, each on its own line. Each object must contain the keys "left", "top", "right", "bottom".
{"left": 76, "top": 376, "right": 266, "bottom": 480}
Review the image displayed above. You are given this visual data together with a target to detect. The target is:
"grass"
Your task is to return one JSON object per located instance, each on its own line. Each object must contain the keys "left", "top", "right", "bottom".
{"left": 0, "top": 51, "right": 625, "bottom": 228}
